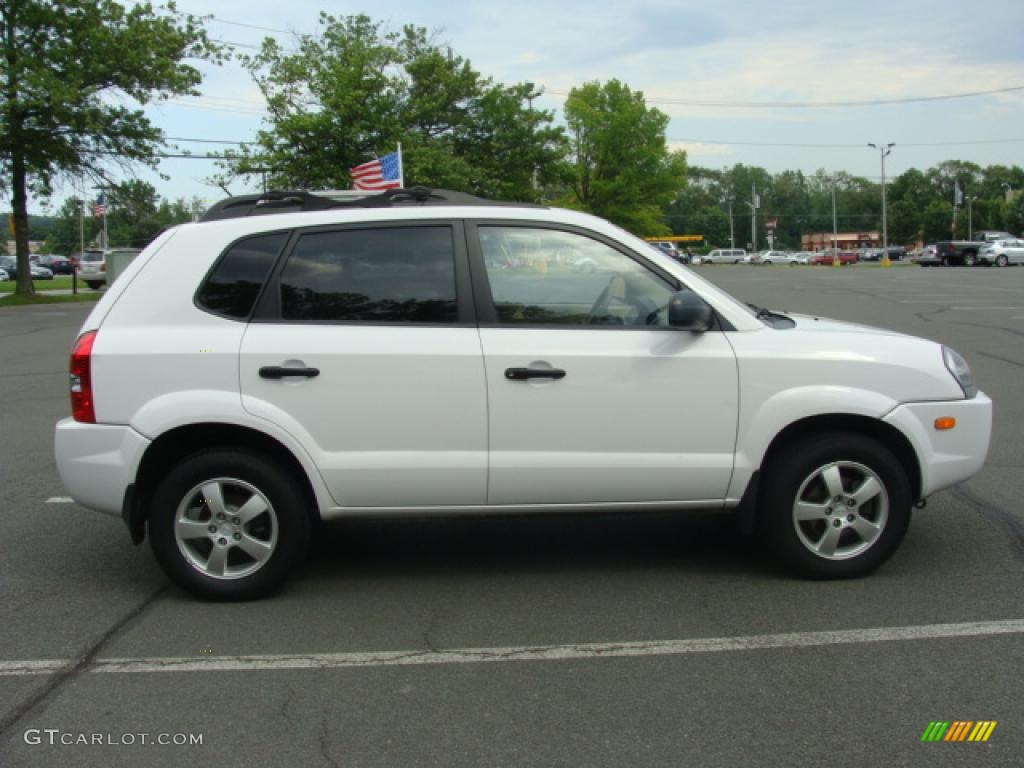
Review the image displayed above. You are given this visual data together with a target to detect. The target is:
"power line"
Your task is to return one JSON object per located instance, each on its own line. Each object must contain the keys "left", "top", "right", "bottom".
{"left": 166, "top": 136, "right": 256, "bottom": 145}
{"left": 546, "top": 84, "right": 1024, "bottom": 108}
{"left": 669, "top": 137, "right": 1024, "bottom": 148}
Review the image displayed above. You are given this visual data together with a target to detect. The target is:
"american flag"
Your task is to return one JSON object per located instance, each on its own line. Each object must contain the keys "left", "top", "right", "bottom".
{"left": 92, "top": 194, "right": 106, "bottom": 218}
{"left": 350, "top": 151, "right": 402, "bottom": 192}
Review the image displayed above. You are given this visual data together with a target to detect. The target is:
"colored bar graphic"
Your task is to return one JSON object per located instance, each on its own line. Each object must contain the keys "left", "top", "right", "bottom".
{"left": 921, "top": 721, "right": 996, "bottom": 742}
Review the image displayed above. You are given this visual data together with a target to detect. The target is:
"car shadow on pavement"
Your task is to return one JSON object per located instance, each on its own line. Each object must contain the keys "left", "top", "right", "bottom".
{"left": 298, "top": 510, "right": 771, "bottom": 584}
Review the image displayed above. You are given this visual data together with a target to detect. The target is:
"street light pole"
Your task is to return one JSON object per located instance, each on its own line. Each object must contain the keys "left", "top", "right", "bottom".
{"left": 868, "top": 143, "right": 894, "bottom": 252}
{"left": 967, "top": 196, "right": 973, "bottom": 240}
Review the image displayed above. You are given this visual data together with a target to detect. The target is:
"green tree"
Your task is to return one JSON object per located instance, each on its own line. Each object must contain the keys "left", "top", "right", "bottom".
{"left": 46, "top": 181, "right": 194, "bottom": 253}
{"left": 563, "top": 80, "right": 685, "bottom": 234}
{"left": 223, "top": 14, "right": 564, "bottom": 202}
{"left": 0, "top": 0, "right": 221, "bottom": 295}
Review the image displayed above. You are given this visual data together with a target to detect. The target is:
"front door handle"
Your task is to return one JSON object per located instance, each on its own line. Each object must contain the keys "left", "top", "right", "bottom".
{"left": 259, "top": 366, "right": 320, "bottom": 379}
{"left": 504, "top": 367, "right": 566, "bottom": 381}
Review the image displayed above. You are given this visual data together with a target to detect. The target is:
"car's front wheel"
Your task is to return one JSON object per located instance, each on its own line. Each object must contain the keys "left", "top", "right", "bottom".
{"left": 996, "top": 255, "right": 1009, "bottom": 267}
{"left": 759, "top": 433, "right": 912, "bottom": 578}
{"left": 149, "top": 449, "right": 312, "bottom": 600}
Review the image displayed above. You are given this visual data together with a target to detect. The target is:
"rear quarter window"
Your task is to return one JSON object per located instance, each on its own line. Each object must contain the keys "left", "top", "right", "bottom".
{"left": 197, "top": 233, "right": 287, "bottom": 319}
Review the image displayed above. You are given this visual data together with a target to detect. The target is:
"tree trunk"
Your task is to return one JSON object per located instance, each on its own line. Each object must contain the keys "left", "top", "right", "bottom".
{"left": 11, "top": 147, "right": 34, "bottom": 296}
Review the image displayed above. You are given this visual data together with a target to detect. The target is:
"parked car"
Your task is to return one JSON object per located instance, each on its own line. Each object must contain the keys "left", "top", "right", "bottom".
{"left": 860, "top": 247, "right": 905, "bottom": 262}
{"left": 647, "top": 242, "right": 689, "bottom": 264}
{"left": 34, "top": 254, "right": 76, "bottom": 275}
{"left": 977, "top": 238, "right": 1024, "bottom": 267}
{"left": 79, "top": 248, "right": 143, "bottom": 289}
{"left": 758, "top": 250, "right": 794, "bottom": 265}
{"left": 809, "top": 250, "right": 858, "bottom": 265}
{"left": 0, "top": 256, "right": 54, "bottom": 280}
{"left": 791, "top": 252, "right": 813, "bottom": 265}
{"left": 54, "top": 187, "right": 992, "bottom": 599}
{"left": 0, "top": 268, "right": 9, "bottom": 281}
{"left": 934, "top": 231, "right": 1015, "bottom": 266}
{"left": 704, "top": 248, "right": 748, "bottom": 264}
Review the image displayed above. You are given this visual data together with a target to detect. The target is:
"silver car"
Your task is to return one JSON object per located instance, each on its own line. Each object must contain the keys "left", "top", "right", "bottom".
{"left": 978, "top": 239, "right": 1024, "bottom": 267}
{"left": 704, "top": 248, "right": 748, "bottom": 264}
{"left": 759, "top": 250, "right": 795, "bottom": 265}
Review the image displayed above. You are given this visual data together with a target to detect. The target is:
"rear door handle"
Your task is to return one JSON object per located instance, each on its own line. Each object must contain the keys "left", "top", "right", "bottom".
{"left": 504, "top": 367, "right": 566, "bottom": 381}
{"left": 259, "top": 366, "right": 320, "bottom": 379}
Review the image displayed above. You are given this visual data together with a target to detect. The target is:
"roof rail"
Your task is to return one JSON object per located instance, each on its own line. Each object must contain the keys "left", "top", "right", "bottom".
{"left": 199, "top": 186, "right": 542, "bottom": 222}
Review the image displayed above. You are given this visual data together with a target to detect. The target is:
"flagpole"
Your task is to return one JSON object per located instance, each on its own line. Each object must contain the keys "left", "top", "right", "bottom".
{"left": 397, "top": 143, "right": 404, "bottom": 188}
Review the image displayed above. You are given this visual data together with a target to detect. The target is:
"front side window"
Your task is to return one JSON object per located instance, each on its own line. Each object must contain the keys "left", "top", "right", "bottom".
{"left": 278, "top": 227, "right": 458, "bottom": 323}
{"left": 479, "top": 227, "right": 675, "bottom": 326}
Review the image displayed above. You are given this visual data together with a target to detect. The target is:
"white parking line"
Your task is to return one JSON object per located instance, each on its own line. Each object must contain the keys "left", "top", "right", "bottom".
{"left": 45, "top": 497, "right": 74, "bottom": 504}
{"left": 951, "top": 307, "right": 1024, "bottom": 311}
{"left": 1, "top": 619, "right": 1021, "bottom": 677}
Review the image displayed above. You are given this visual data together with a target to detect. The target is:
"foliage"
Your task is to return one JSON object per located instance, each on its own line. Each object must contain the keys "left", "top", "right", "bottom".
{"left": 220, "top": 14, "right": 565, "bottom": 202}
{"left": 562, "top": 80, "right": 685, "bottom": 234}
{"left": 0, "top": 0, "right": 222, "bottom": 295}
{"left": 44, "top": 181, "right": 196, "bottom": 254}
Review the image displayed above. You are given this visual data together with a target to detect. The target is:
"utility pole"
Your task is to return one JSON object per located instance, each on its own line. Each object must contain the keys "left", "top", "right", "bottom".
{"left": 728, "top": 201, "right": 735, "bottom": 249}
{"left": 744, "top": 185, "right": 759, "bottom": 252}
{"left": 831, "top": 175, "right": 839, "bottom": 256}
{"left": 967, "top": 196, "right": 973, "bottom": 240}
{"left": 868, "top": 143, "right": 894, "bottom": 252}
{"left": 526, "top": 86, "right": 544, "bottom": 197}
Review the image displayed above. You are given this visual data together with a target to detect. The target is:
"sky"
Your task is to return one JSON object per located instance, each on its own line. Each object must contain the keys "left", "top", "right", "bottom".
{"left": 45, "top": 0, "right": 1024, "bottom": 210}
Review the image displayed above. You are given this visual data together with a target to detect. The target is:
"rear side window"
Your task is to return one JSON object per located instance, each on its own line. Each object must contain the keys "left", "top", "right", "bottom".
{"left": 198, "top": 233, "right": 286, "bottom": 319}
{"left": 277, "top": 227, "right": 458, "bottom": 324}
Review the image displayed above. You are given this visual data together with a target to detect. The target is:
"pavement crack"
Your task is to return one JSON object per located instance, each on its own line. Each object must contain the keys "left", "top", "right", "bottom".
{"left": 318, "top": 718, "right": 341, "bottom": 768}
{"left": 0, "top": 585, "right": 167, "bottom": 741}
{"left": 976, "top": 350, "right": 1024, "bottom": 369}
{"left": 950, "top": 486, "right": 1024, "bottom": 561}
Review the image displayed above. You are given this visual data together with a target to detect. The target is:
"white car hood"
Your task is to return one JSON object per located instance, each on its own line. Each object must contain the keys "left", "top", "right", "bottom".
{"left": 784, "top": 313, "right": 908, "bottom": 337}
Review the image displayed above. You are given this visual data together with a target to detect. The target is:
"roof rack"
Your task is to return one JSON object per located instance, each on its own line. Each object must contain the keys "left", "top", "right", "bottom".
{"left": 199, "top": 186, "right": 543, "bottom": 222}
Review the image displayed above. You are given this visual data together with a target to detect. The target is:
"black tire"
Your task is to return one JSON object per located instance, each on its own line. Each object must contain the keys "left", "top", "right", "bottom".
{"left": 996, "top": 255, "right": 1008, "bottom": 267}
{"left": 964, "top": 252, "right": 977, "bottom": 267}
{"left": 941, "top": 256, "right": 952, "bottom": 267}
{"left": 757, "top": 432, "right": 912, "bottom": 579}
{"left": 85, "top": 280, "right": 102, "bottom": 289}
{"left": 149, "top": 448, "right": 312, "bottom": 600}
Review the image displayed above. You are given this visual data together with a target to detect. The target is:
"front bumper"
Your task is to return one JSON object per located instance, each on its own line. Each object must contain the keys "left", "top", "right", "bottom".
{"left": 882, "top": 394, "right": 992, "bottom": 498}
{"left": 54, "top": 418, "right": 151, "bottom": 517}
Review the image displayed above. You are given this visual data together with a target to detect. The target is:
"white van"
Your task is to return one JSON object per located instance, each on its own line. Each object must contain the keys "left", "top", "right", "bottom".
{"left": 705, "top": 248, "right": 748, "bottom": 264}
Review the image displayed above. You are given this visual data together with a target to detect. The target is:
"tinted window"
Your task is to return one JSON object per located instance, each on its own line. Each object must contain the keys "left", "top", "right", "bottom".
{"left": 198, "top": 233, "right": 285, "bottom": 319}
{"left": 479, "top": 227, "right": 675, "bottom": 326}
{"left": 82, "top": 251, "right": 104, "bottom": 262}
{"left": 278, "top": 227, "right": 458, "bottom": 323}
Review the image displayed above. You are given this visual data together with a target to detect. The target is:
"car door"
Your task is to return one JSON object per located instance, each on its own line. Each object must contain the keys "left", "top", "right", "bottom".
{"left": 468, "top": 222, "right": 739, "bottom": 506}
{"left": 239, "top": 221, "right": 488, "bottom": 508}
{"left": 1010, "top": 240, "right": 1024, "bottom": 264}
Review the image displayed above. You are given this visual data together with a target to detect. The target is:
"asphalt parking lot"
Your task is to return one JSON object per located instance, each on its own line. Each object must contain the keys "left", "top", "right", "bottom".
{"left": 1, "top": 264, "right": 1022, "bottom": 767}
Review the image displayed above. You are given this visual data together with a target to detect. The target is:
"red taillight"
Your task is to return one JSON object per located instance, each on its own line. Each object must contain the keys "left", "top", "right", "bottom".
{"left": 100, "top": 263, "right": 106, "bottom": 272}
{"left": 70, "top": 330, "right": 97, "bottom": 423}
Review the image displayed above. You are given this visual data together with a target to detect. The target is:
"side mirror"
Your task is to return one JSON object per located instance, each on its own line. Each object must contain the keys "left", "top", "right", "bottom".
{"left": 668, "top": 290, "right": 714, "bottom": 331}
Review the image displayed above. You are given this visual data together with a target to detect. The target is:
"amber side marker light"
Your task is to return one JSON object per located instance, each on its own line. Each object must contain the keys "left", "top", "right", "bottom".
{"left": 934, "top": 417, "right": 956, "bottom": 431}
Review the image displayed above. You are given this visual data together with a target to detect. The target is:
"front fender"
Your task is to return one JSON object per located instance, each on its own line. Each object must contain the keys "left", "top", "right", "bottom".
{"left": 727, "top": 385, "right": 898, "bottom": 499}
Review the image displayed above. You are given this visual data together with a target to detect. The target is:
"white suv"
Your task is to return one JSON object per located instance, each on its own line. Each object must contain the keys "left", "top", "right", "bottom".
{"left": 54, "top": 188, "right": 992, "bottom": 599}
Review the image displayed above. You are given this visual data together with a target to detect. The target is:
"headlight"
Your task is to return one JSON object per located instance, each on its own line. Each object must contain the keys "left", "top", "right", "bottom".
{"left": 943, "top": 346, "right": 977, "bottom": 398}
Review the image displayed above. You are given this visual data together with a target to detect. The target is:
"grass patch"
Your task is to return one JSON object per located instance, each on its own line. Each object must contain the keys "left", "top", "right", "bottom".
{"left": 0, "top": 276, "right": 100, "bottom": 291}
{"left": 0, "top": 292, "right": 101, "bottom": 307}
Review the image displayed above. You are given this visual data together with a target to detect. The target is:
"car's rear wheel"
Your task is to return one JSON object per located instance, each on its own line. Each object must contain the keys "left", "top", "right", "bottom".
{"left": 758, "top": 433, "right": 912, "bottom": 578}
{"left": 150, "top": 449, "right": 312, "bottom": 600}
{"left": 964, "top": 252, "right": 978, "bottom": 266}
{"left": 996, "top": 254, "right": 1009, "bottom": 267}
